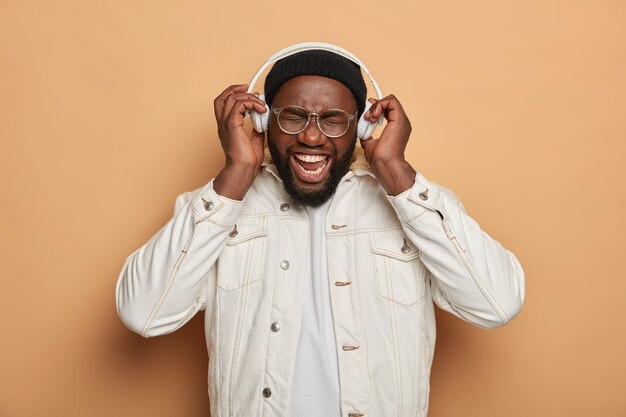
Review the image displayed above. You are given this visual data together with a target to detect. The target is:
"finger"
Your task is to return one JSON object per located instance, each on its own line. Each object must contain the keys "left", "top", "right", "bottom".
{"left": 221, "top": 93, "right": 266, "bottom": 122}
{"left": 370, "top": 95, "right": 405, "bottom": 122}
{"left": 223, "top": 91, "right": 266, "bottom": 108}
{"left": 214, "top": 84, "right": 249, "bottom": 121}
{"left": 366, "top": 96, "right": 397, "bottom": 123}
{"left": 226, "top": 99, "right": 266, "bottom": 129}
{"left": 364, "top": 98, "right": 378, "bottom": 122}
{"left": 214, "top": 84, "right": 247, "bottom": 121}
{"left": 370, "top": 97, "right": 390, "bottom": 120}
{"left": 228, "top": 96, "right": 267, "bottom": 118}
{"left": 218, "top": 84, "right": 248, "bottom": 101}
{"left": 219, "top": 88, "right": 254, "bottom": 116}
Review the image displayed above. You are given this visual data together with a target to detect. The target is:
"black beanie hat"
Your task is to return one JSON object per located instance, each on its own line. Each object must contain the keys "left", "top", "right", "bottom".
{"left": 264, "top": 50, "right": 367, "bottom": 116}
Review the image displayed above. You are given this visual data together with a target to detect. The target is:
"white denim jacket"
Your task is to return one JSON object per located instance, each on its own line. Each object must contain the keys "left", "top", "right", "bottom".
{"left": 116, "top": 149, "right": 525, "bottom": 417}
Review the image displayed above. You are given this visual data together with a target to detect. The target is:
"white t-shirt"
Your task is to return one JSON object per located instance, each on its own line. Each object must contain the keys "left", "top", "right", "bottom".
{"left": 287, "top": 200, "right": 341, "bottom": 417}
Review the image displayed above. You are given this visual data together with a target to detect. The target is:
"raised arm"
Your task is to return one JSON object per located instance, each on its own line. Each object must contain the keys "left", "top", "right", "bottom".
{"left": 388, "top": 174, "right": 525, "bottom": 327}
{"left": 361, "top": 94, "right": 525, "bottom": 328}
{"left": 115, "top": 183, "right": 244, "bottom": 337}
{"left": 116, "top": 84, "right": 267, "bottom": 337}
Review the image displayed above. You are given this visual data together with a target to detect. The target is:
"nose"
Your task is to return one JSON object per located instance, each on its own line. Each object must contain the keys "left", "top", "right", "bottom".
{"left": 297, "top": 117, "right": 328, "bottom": 147}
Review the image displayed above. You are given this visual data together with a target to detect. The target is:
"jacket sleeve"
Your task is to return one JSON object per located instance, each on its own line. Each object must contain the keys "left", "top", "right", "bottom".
{"left": 388, "top": 172, "right": 525, "bottom": 328}
{"left": 115, "top": 179, "right": 244, "bottom": 337}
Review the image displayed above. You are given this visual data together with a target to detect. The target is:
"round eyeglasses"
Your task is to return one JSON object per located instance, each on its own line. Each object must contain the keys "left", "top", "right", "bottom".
{"left": 271, "top": 105, "right": 358, "bottom": 138}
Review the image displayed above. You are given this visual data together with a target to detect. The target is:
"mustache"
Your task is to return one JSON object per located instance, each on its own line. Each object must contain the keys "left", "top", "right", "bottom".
{"left": 267, "top": 140, "right": 355, "bottom": 207}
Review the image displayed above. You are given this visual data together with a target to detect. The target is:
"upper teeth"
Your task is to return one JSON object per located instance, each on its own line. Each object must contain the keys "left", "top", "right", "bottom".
{"left": 295, "top": 154, "right": 326, "bottom": 162}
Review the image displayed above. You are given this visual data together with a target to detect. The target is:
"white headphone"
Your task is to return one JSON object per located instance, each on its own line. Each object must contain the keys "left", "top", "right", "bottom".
{"left": 246, "top": 42, "right": 383, "bottom": 140}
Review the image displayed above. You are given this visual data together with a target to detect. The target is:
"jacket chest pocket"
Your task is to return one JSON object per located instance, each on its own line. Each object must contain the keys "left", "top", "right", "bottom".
{"left": 369, "top": 230, "right": 426, "bottom": 307}
{"left": 217, "top": 217, "right": 268, "bottom": 292}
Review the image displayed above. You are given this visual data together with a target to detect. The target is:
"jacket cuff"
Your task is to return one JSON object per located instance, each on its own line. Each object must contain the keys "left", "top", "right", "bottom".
{"left": 189, "top": 179, "right": 245, "bottom": 227}
{"left": 387, "top": 172, "right": 443, "bottom": 222}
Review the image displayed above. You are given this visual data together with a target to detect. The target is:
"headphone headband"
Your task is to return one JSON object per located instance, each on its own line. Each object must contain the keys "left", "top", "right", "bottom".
{"left": 246, "top": 42, "right": 382, "bottom": 99}
{"left": 245, "top": 42, "right": 384, "bottom": 139}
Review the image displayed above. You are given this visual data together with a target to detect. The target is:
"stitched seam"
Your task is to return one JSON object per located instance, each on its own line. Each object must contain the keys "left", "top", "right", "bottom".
{"left": 164, "top": 301, "right": 201, "bottom": 334}
{"left": 193, "top": 200, "right": 224, "bottom": 222}
{"left": 425, "top": 269, "right": 454, "bottom": 309}
{"left": 352, "top": 184, "right": 372, "bottom": 417}
{"left": 259, "top": 239, "right": 286, "bottom": 417}
{"left": 200, "top": 216, "right": 242, "bottom": 230}
{"left": 386, "top": 257, "right": 403, "bottom": 417}
{"left": 371, "top": 233, "right": 421, "bottom": 307}
{"left": 195, "top": 202, "right": 224, "bottom": 218}
{"left": 412, "top": 307, "right": 420, "bottom": 417}
{"left": 328, "top": 225, "right": 405, "bottom": 237}
{"left": 228, "top": 239, "right": 253, "bottom": 417}
{"left": 219, "top": 218, "right": 267, "bottom": 292}
{"left": 439, "top": 218, "right": 508, "bottom": 324}
{"left": 407, "top": 193, "right": 438, "bottom": 214}
{"left": 214, "top": 292, "right": 222, "bottom": 417}
{"left": 397, "top": 207, "right": 430, "bottom": 224}
{"left": 454, "top": 239, "right": 509, "bottom": 323}
{"left": 225, "top": 212, "right": 309, "bottom": 221}
{"left": 141, "top": 225, "right": 198, "bottom": 336}
{"left": 371, "top": 247, "right": 420, "bottom": 261}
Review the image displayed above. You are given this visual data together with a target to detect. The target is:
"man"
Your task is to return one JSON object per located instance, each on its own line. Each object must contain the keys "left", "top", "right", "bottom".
{"left": 116, "top": 47, "right": 525, "bottom": 417}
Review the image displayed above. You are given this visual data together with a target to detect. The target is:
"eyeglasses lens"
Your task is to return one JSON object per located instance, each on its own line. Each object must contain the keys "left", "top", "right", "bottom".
{"left": 278, "top": 106, "right": 350, "bottom": 137}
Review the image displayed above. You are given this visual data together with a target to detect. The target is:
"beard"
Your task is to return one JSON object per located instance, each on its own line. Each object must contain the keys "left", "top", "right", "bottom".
{"left": 267, "top": 137, "right": 356, "bottom": 208}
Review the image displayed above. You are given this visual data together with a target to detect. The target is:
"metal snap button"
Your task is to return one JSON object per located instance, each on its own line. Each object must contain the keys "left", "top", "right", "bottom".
{"left": 202, "top": 198, "right": 214, "bottom": 211}
{"left": 401, "top": 238, "right": 410, "bottom": 254}
{"left": 342, "top": 345, "right": 360, "bottom": 351}
{"left": 270, "top": 322, "right": 280, "bottom": 332}
{"left": 229, "top": 225, "right": 238, "bottom": 238}
{"left": 419, "top": 189, "right": 429, "bottom": 200}
{"left": 334, "top": 281, "right": 352, "bottom": 286}
{"left": 262, "top": 387, "right": 272, "bottom": 398}
{"left": 280, "top": 203, "right": 290, "bottom": 211}
{"left": 280, "top": 260, "right": 290, "bottom": 270}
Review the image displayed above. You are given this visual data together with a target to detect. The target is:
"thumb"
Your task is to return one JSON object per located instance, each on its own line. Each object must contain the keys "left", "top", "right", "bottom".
{"left": 251, "top": 125, "right": 265, "bottom": 140}
{"left": 359, "top": 136, "right": 376, "bottom": 152}
{"left": 359, "top": 137, "right": 376, "bottom": 159}
{"left": 250, "top": 126, "right": 266, "bottom": 151}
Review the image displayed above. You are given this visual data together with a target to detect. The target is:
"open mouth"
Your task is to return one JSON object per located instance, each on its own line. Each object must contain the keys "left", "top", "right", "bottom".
{"left": 290, "top": 153, "right": 332, "bottom": 183}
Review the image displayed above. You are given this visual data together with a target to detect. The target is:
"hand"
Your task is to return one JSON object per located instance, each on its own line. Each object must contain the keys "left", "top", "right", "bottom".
{"left": 213, "top": 84, "right": 267, "bottom": 200}
{"left": 360, "top": 95, "right": 417, "bottom": 196}
{"left": 214, "top": 84, "right": 267, "bottom": 171}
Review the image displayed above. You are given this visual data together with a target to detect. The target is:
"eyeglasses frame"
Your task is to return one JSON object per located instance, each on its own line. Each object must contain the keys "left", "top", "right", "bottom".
{"left": 270, "top": 105, "right": 358, "bottom": 138}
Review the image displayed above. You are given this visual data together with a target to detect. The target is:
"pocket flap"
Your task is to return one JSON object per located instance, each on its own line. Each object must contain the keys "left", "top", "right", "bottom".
{"left": 369, "top": 230, "right": 420, "bottom": 261}
{"left": 226, "top": 217, "right": 268, "bottom": 245}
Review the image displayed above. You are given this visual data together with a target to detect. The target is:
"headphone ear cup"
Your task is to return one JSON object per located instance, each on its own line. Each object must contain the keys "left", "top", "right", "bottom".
{"left": 357, "top": 101, "right": 380, "bottom": 140}
{"left": 249, "top": 94, "right": 269, "bottom": 133}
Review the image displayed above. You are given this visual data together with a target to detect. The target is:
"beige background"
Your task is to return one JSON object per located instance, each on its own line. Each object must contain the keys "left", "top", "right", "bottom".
{"left": 1, "top": 0, "right": 625, "bottom": 416}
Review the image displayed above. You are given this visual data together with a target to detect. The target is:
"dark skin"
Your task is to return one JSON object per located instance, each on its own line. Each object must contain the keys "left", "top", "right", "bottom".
{"left": 213, "top": 75, "right": 417, "bottom": 200}
{"left": 266, "top": 76, "right": 358, "bottom": 205}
